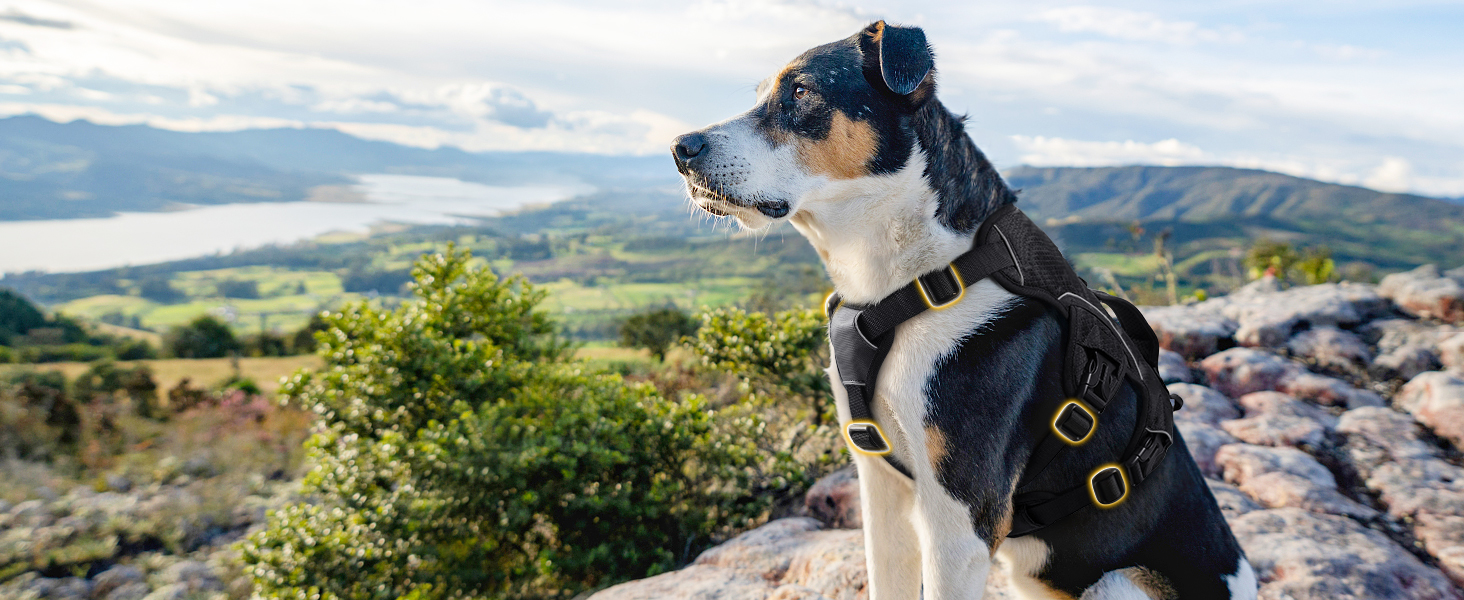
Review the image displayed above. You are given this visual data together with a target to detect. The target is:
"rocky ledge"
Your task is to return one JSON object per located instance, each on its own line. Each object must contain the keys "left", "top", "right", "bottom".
{"left": 595, "top": 266, "right": 1464, "bottom": 599}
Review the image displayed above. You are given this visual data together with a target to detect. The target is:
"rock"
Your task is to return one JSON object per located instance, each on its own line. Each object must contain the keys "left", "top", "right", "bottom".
{"left": 140, "top": 584, "right": 187, "bottom": 600}
{"left": 1279, "top": 371, "right": 1385, "bottom": 408}
{"left": 9, "top": 500, "right": 55, "bottom": 528}
{"left": 25, "top": 577, "right": 94, "bottom": 600}
{"left": 102, "top": 582, "right": 149, "bottom": 600}
{"left": 590, "top": 518, "right": 1016, "bottom": 600}
{"left": 1236, "top": 471, "right": 1378, "bottom": 520}
{"left": 158, "top": 561, "right": 222, "bottom": 594}
{"left": 1364, "top": 319, "right": 1458, "bottom": 354}
{"left": 1234, "top": 274, "right": 1285, "bottom": 295}
{"left": 1216, "top": 444, "right": 1336, "bottom": 489}
{"left": 91, "top": 566, "right": 145, "bottom": 600}
{"left": 1289, "top": 326, "right": 1371, "bottom": 372}
{"left": 104, "top": 474, "right": 132, "bottom": 494}
{"left": 1337, "top": 407, "right": 1464, "bottom": 586}
{"left": 1167, "top": 383, "right": 1240, "bottom": 426}
{"left": 1442, "top": 334, "right": 1464, "bottom": 374}
{"left": 1142, "top": 305, "right": 1238, "bottom": 359}
{"left": 591, "top": 519, "right": 866, "bottom": 600}
{"left": 1218, "top": 282, "right": 1390, "bottom": 348}
{"left": 1199, "top": 347, "right": 1383, "bottom": 408}
{"left": 805, "top": 466, "right": 861, "bottom": 529}
{"left": 1221, "top": 391, "right": 1336, "bottom": 447}
{"left": 1337, "top": 406, "right": 1438, "bottom": 467}
{"left": 1397, "top": 371, "right": 1464, "bottom": 450}
{"left": 1200, "top": 348, "right": 1297, "bottom": 398}
{"left": 1207, "top": 478, "right": 1261, "bottom": 519}
{"left": 1157, "top": 348, "right": 1193, "bottom": 383}
{"left": 1179, "top": 422, "right": 1239, "bottom": 478}
{"left": 1380, "top": 265, "right": 1464, "bottom": 323}
{"left": 1374, "top": 346, "right": 1443, "bottom": 382}
{"left": 1231, "top": 508, "right": 1460, "bottom": 599}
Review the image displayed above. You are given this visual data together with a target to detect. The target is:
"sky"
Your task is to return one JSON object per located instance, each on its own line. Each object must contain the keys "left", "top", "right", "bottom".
{"left": 0, "top": 0, "right": 1459, "bottom": 197}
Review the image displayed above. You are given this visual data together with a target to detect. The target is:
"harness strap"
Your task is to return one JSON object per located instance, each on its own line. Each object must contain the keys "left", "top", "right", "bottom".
{"left": 827, "top": 204, "right": 1180, "bottom": 538}
{"left": 828, "top": 242, "right": 1015, "bottom": 458}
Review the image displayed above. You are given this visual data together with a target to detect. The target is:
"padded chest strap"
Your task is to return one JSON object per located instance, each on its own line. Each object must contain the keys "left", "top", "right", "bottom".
{"left": 827, "top": 242, "right": 1017, "bottom": 456}
{"left": 828, "top": 203, "right": 1182, "bottom": 539}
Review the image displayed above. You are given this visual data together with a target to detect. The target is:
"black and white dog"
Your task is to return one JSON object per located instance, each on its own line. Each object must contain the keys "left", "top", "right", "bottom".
{"left": 671, "top": 21, "right": 1256, "bottom": 600}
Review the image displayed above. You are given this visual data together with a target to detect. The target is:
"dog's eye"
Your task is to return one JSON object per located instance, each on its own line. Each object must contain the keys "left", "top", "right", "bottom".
{"left": 792, "top": 85, "right": 808, "bottom": 100}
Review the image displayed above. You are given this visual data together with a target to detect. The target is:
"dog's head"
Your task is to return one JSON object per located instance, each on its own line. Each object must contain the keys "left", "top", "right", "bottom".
{"left": 671, "top": 21, "right": 942, "bottom": 230}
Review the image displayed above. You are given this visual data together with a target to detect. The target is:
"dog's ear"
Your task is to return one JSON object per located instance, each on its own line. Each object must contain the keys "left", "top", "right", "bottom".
{"left": 859, "top": 20, "right": 933, "bottom": 97}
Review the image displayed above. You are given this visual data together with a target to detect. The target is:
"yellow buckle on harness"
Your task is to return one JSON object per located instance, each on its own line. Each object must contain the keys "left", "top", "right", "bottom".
{"left": 843, "top": 420, "right": 892, "bottom": 456}
{"left": 1088, "top": 464, "right": 1130, "bottom": 509}
{"left": 1051, "top": 399, "right": 1097, "bottom": 446}
{"left": 915, "top": 263, "right": 965, "bottom": 310}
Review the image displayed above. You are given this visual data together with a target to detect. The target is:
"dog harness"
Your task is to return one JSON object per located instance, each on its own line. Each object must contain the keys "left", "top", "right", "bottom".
{"left": 826, "top": 203, "right": 1181, "bottom": 537}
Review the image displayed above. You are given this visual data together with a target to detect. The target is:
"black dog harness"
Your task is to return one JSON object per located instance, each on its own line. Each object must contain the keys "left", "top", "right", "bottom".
{"left": 827, "top": 203, "right": 1180, "bottom": 537}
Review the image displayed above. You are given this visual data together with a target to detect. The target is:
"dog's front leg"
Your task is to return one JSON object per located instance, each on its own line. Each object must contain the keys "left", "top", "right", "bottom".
{"left": 913, "top": 479, "right": 992, "bottom": 600}
{"left": 855, "top": 452, "right": 922, "bottom": 600}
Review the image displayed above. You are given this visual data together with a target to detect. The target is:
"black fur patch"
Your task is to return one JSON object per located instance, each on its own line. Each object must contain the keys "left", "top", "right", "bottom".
{"left": 913, "top": 102, "right": 1019, "bottom": 233}
{"left": 925, "top": 297, "right": 1245, "bottom": 595}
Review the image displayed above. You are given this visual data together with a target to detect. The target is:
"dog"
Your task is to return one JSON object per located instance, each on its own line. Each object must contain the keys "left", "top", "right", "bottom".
{"left": 670, "top": 21, "right": 1256, "bottom": 600}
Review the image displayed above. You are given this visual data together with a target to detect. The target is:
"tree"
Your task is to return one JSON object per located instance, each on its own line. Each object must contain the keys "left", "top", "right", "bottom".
{"left": 216, "top": 279, "right": 261, "bottom": 299}
{"left": 166, "top": 315, "right": 241, "bottom": 358}
{"left": 618, "top": 307, "right": 700, "bottom": 361}
{"left": 243, "top": 246, "right": 789, "bottom": 599}
{"left": 0, "top": 288, "right": 47, "bottom": 345}
{"left": 138, "top": 276, "right": 186, "bottom": 303}
{"left": 1245, "top": 239, "right": 1300, "bottom": 281}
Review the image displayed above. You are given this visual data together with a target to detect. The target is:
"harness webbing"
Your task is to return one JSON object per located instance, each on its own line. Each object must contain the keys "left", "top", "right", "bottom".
{"left": 826, "top": 203, "right": 1180, "bottom": 537}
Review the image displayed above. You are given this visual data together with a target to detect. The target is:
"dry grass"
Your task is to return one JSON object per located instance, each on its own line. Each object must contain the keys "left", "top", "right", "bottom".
{"left": 0, "top": 355, "right": 322, "bottom": 395}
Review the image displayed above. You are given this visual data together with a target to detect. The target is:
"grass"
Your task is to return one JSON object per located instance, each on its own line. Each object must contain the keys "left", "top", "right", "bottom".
{"left": 0, "top": 355, "right": 322, "bottom": 395}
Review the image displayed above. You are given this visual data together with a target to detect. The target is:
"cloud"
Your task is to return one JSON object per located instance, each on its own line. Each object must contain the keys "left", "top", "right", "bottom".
{"left": 1011, "top": 135, "right": 1207, "bottom": 166}
{"left": 1033, "top": 7, "right": 1241, "bottom": 45}
{"left": 0, "top": 9, "right": 73, "bottom": 30}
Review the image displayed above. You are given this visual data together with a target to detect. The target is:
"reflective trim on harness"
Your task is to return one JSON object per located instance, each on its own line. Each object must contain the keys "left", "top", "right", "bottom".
{"left": 844, "top": 420, "right": 892, "bottom": 455}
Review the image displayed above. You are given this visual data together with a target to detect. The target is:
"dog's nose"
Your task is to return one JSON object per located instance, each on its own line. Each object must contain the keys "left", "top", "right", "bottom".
{"left": 673, "top": 132, "right": 707, "bottom": 165}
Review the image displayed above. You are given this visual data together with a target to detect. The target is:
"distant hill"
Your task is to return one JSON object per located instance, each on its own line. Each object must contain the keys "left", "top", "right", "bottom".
{"left": 1006, "top": 165, "right": 1464, "bottom": 223}
{"left": 1007, "top": 165, "right": 1464, "bottom": 269}
{"left": 0, "top": 115, "right": 674, "bottom": 220}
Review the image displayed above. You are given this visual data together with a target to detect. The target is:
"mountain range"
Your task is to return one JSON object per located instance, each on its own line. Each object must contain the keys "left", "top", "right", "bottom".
{"left": 0, "top": 115, "right": 673, "bottom": 221}
{"left": 0, "top": 114, "right": 1459, "bottom": 269}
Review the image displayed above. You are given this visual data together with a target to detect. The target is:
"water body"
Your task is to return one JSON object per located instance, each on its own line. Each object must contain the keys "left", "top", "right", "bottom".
{"left": 0, "top": 175, "right": 591, "bottom": 274}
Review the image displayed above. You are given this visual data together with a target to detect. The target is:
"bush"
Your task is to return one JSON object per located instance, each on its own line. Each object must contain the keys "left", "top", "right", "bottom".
{"left": 618, "top": 307, "right": 700, "bottom": 362}
{"left": 217, "top": 279, "right": 261, "bottom": 299}
{"left": 166, "top": 315, "right": 241, "bottom": 358}
{"left": 243, "top": 246, "right": 789, "bottom": 599}
{"left": 691, "top": 308, "right": 842, "bottom": 476}
{"left": 0, "top": 288, "right": 47, "bottom": 345}
{"left": 138, "top": 276, "right": 186, "bottom": 303}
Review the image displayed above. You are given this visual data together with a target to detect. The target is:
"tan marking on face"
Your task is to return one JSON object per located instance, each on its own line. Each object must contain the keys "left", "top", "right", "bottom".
{"left": 869, "top": 20, "right": 885, "bottom": 43}
{"left": 797, "top": 111, "right": 878, "bottom": 180}
{"left": 925, "top": 425, "right": 947, "bottom": 468}
{"left": 1125, "top": 567, "right": 1178, "bottom": 599}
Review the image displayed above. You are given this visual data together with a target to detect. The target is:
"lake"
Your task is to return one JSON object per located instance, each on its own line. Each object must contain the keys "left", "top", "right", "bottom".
{"left": 0, "top": 175, "right": 592, "bottom": 274}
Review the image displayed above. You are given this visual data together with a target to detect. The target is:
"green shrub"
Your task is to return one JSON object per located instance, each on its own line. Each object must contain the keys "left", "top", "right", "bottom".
{"left": 166, "top": 315, "right": 241, "bottom": 358}
{"left": 618, "top": 307, "right": 699, "bottom": 361}
{"left": 242, "top": 245, "right": 789, "bottom": 599}
{"left": 690, "top": 306, "right": 843, "bottom": 481}
{"left": 692, "top": 307, "right": 833, "bottom": 424}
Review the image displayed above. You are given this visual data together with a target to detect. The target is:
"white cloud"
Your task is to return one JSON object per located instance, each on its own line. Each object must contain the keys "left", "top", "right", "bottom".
{"left": 1364, "top": 157, "right": 1414, "bottom": 194}
{"left": 1011, "top": 135, "right": 1207, "bottom": 166}
{"left": 1034, "top": 6, "right": 1242, "bottom": 45}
